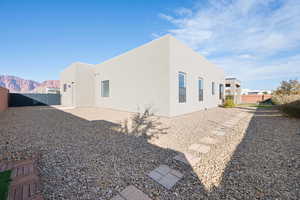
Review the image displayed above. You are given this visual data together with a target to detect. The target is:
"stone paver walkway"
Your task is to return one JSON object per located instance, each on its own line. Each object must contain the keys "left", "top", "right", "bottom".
{"left": 112, "top": 185, "right": 151, "bottom": 200}
{"left": 189, "top": 143, "right": 211, "bottom": 154}
{"left": 0, "top": 159, "right": 43, "bottom": 200}
{"left": 148, "top": 165, "right": 183, "bottom": 189}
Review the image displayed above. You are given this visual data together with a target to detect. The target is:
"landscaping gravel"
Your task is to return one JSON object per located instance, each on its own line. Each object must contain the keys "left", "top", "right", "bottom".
{"left": 0, "top": 106, "right": 299, "bottom": 199}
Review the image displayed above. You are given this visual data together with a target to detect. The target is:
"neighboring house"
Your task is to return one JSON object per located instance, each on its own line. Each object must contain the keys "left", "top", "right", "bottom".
{"left": 34, "top": 87, "right": 60, "bottom": 94}
{"left": 241, "top": 89, "right": 272, "bottom": 95}
{"left": 60, "top": 35, "right": 225, "bottom": 117}
{"left": 225, "top": 78, "right": 242, "bottom": 104}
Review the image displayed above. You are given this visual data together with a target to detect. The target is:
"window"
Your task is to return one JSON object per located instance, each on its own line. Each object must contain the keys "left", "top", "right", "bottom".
{"left": 198, "top": 78, "right": 203, "bottom": 101}
{"left": 178, "top": 72, "right": 186, "bottom": 103}
{"left": 219, "top": 84, "right": 224, "bottom": 100}
{"left": 212, "top": 82, "right": 215, "bottom": 95}
{"left": 63, "top": 84, "right": 67, "bottom": 92}
{"left": 225, "top": 84, "right": 231, "bottom": 87}
{"left": 101, "top": 80, "right": 110, "bottom": 97}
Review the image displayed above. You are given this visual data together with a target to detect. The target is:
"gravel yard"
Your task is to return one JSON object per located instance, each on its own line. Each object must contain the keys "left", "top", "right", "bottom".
{"left": 0, "top": 106, "right": 299, "bottom": 199}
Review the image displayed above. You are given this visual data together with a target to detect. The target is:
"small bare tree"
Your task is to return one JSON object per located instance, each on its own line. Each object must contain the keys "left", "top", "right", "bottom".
{"left": 120, "top": 107, "right": 168, "bottom": 139}
{"left": 272, "top": 79, "right": 300, "bottom": 104}
{"left": 274, "top": 79, "right": 300, "bottom": 95}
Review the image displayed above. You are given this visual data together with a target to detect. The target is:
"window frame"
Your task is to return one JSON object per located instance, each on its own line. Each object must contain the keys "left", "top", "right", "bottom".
{"left": 198, "top": 77, "right": 204, "bottom": 102}
{"left": 101, "top": 80, "right": 110, "bottom": 97}
{"left": 212, "top": 81, "right": 215, "bottom": 95}
{"left": 63, "top": 84, "right": 67, "bottom": 92}
{"left": 219, "top": 84, "right": 224, "bottom": 100}
{"left": 178, "top": 72, "right": 186, "bottom": 103}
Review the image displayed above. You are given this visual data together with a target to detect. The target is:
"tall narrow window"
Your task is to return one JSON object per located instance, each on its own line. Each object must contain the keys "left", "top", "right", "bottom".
{"left": 63, "top": 84, "right": 67, "bottom": 92}
{"left": 101, "top": 80, "right": 110, "bottom": 97}
{"left": 219, "top": 84, "right": 224, "bottom": 100}
{"left": 178, "top": 72, "right": 186, "bottom": 103}
{"left": 212, "top": 82, "right": 215, "bottom": 95}
{"left": 198, "top": 78, "right": 203, "bottom": 101}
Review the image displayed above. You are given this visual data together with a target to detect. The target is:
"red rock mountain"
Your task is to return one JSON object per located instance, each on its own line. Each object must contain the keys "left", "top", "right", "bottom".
{"left": 0, "top": 75, "right": 60, "bottom": 93}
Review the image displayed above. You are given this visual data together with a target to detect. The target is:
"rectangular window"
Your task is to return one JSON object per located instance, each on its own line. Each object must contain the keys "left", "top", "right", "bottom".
{"left": 198, "top": 78, "right": 203, "bottom": 101}
{"left": 63, "top": 84, "right": 67, "bottom": 92}
{"left": 219, "top": 84, "right": 224, "bottom": 100}
{"left": 212, "top": 82, "right": 215, "bottom": 95}
{"left": 101, "top": 80, "right": 110, "bottom": 97}
{"left": 178, "top": 72, "right": 186, "bottom": 103}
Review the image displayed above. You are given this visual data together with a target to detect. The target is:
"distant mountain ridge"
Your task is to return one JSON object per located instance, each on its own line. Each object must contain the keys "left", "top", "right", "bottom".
{"left": 0, "top": 75, "right": 60, "bottom": 93}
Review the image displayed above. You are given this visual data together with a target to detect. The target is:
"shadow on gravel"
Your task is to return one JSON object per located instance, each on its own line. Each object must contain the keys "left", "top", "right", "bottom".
{"left": 208, "top": 107, "right": 300, "bottom": 199}
{"left": 0, "top": 106, "right": 299, "bottom": 199}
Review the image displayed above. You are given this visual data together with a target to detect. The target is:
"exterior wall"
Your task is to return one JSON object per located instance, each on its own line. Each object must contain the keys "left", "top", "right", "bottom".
{"left": 60, "top": 63, "right": 77, "bottom": 107}
{"left": 60, "top": 62, "right": 94, "bottom": 107}
{"left": 75, "top": 64, "right": 95, "bottom": 107}
{"left": 0, "top": 87, "right": 9, "bottom": 112}
{"left": 169, "top": 36, "right": 225, "bottom": 116}
{"left": 60, "top": 35, "right": 225, "bottom": 117}
{"left": 241, "top": 94, "right": 272, "bottom": 104}
{"left": 94, "top": 36, "right": 170, "bottom": 116}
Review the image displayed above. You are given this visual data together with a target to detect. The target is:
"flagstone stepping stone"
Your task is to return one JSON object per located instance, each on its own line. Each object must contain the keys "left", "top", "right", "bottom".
{"left": 213, "top": 130, "right": 226, "bottom": 136}
{"left": 148, "top": 165, "right": 183, "bottom": 189}
{"left": 173, "top": 152, "right": 201, "bottom": 166}
{"left": 223, "top": 122, "right": 236, "bottom": 128}
{"left": 112, "top": 185, "right": 151, "bottom": 200}
{"left": 188, "top": 143, "right": 210, "bottom": 154}
{"left": 199, "top": 136, "right": 218, "bottom": 145}
{"left": 224, "top": 121, "right": 235, "bottom": 126}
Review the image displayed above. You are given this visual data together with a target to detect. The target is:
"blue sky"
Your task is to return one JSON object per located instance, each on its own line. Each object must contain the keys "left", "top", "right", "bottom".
{"left": 0, "top": 0, "right": 299, "bottom": 90}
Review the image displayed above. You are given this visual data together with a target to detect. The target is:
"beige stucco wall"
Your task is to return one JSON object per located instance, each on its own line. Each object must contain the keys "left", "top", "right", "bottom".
{"left": 60, "top": 62, "right": 94, "bottom": 107}
{"left": 169, "top": 36, "right": 225, "bottom": 116}
{"left": 93, "top": 35, "right": 170, "bottom": 116}
{"left": 60, "top": 35, "right": 225, "bottom": 117}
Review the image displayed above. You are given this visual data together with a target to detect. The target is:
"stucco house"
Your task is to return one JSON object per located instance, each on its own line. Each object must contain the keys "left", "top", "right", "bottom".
{"left": 225, "top": 78, "right": 242, "bottom": 104}
{"left": 60, "top": 35, "right": 225, "bottom": 117}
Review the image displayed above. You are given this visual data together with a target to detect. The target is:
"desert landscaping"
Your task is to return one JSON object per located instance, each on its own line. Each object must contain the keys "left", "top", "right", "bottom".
{"left": 1, "top": 1, "right": 300, "bottom": 199}
{"left": 0, "top": 105, "right": 299, "bottom": 199}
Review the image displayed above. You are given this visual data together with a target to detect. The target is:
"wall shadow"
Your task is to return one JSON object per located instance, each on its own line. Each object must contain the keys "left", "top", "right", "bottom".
{"left": 9, "top": 93, "right": 61, "bottom": 107}
{"left": 0, "top": 106, "right": 299, "bottom": 199}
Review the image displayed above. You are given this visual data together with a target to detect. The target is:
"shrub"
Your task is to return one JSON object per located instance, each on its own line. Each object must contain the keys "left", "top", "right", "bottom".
{"left": 223, "top": 96, "right": 235, "bottom": 108}
{"left": 280, "top": 100, "right": 300, "bottom": 118}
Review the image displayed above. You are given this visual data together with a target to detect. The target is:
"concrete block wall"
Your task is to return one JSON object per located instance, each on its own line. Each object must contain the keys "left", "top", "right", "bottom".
{"left": 241, "top": 94, "right": 272, "bottom": 104}
{"left": 0, "top": 87, "right": 9, "bottom": 112}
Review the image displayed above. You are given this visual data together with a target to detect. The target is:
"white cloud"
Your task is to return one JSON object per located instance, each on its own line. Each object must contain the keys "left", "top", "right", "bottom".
{"left": 157, "top": 0, "right": 300, "bottom": 88}
{"left": 212, "top": 54, "right": 300, "bottom": 81}
{"left": 238, "top": 54, "right": 255, "bottom": 59}
{"left": 175, "top": 8, "right": 193, "bottom": 16}
{"left": 158, "top": 13, "right": 174, "bottom": 22}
